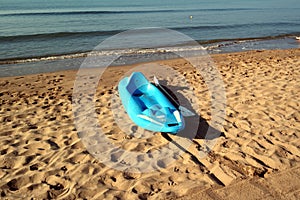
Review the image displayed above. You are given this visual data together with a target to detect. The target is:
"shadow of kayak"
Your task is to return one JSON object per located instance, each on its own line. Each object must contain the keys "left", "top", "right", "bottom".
{"left": 158, "top": 82, "right": 224, "bottom": 142}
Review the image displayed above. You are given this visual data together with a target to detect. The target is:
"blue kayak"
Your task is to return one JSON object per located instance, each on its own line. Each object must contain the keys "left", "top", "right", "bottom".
{"left": 118, "top": 72, "right": 185, "bottom": 134}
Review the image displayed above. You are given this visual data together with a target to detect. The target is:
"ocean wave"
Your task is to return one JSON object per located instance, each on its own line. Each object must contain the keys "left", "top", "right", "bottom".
{"left": 0, "top": 30, "right": 122, "bottom": 42}
{"left": 1, "top": 32, "right": 299, "bottom": 65}
{"left": 1, "top": 23, "right": 299, "bottom": 43}
{"left": 0, "top": 8, "right": 258, "bottom": 17}
{"left": 0, "top": 46, "right": 208, "bottom": 65}
{"left": 0, "top": 30, "right": 299, "bottom": 65}
{"left": 175, "top": 22, "right": 300, "bottom": 32}
{"left": 198, "top": 32, "right": 300, "bottom": 44}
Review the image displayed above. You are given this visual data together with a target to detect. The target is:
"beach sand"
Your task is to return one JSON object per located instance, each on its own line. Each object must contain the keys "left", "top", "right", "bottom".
{"left": 0, "top": 48, "right": 299, "bottom": 199}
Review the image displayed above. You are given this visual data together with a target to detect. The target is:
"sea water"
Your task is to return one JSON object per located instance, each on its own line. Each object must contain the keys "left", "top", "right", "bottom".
{"left": 0, "top": 0, "right": 299, "bottom": 76}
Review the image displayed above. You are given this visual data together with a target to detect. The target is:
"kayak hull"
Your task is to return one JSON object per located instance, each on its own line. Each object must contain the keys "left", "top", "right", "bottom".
{"left": 118, "top": 72, "right": 185, "bottom": 134}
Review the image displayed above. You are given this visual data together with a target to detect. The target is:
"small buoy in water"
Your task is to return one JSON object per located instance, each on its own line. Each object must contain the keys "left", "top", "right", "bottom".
{"left": 189, "top": 15, "right": 193, "bottom": 19}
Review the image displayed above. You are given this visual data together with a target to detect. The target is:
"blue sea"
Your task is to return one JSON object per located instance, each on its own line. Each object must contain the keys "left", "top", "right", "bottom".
{"left": 0, "top": 0, "right": 299, "bottom": 76}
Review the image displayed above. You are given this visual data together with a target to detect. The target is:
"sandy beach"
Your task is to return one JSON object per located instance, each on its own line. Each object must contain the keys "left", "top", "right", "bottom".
{"left": 0, "top": 48, "right": 299, "bottom": 199}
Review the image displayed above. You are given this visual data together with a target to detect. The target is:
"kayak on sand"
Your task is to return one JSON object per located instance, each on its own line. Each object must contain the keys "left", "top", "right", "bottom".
{"left": 118, "top": 72, "right": 185, "bottom": 134}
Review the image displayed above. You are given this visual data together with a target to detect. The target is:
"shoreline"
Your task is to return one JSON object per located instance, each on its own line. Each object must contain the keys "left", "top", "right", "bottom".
{"left": 1, "top": 46, "right": 300, "bottom": 78}
{"left": 1, "top": 31, "right": 300, "bottom": 63}
{"left": 1, "top": 33, "right": 299, "bottom": 66}
{"left": 0, "top": 33, "right": 300, "bottom": 65}
{"left": 0, "top": 48, "right": 299, "bottom": 199}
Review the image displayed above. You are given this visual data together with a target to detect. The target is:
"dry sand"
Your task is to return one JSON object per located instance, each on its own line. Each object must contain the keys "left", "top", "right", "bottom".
{"left": 0, "top": 48, "right": 299, "bottom": 199}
